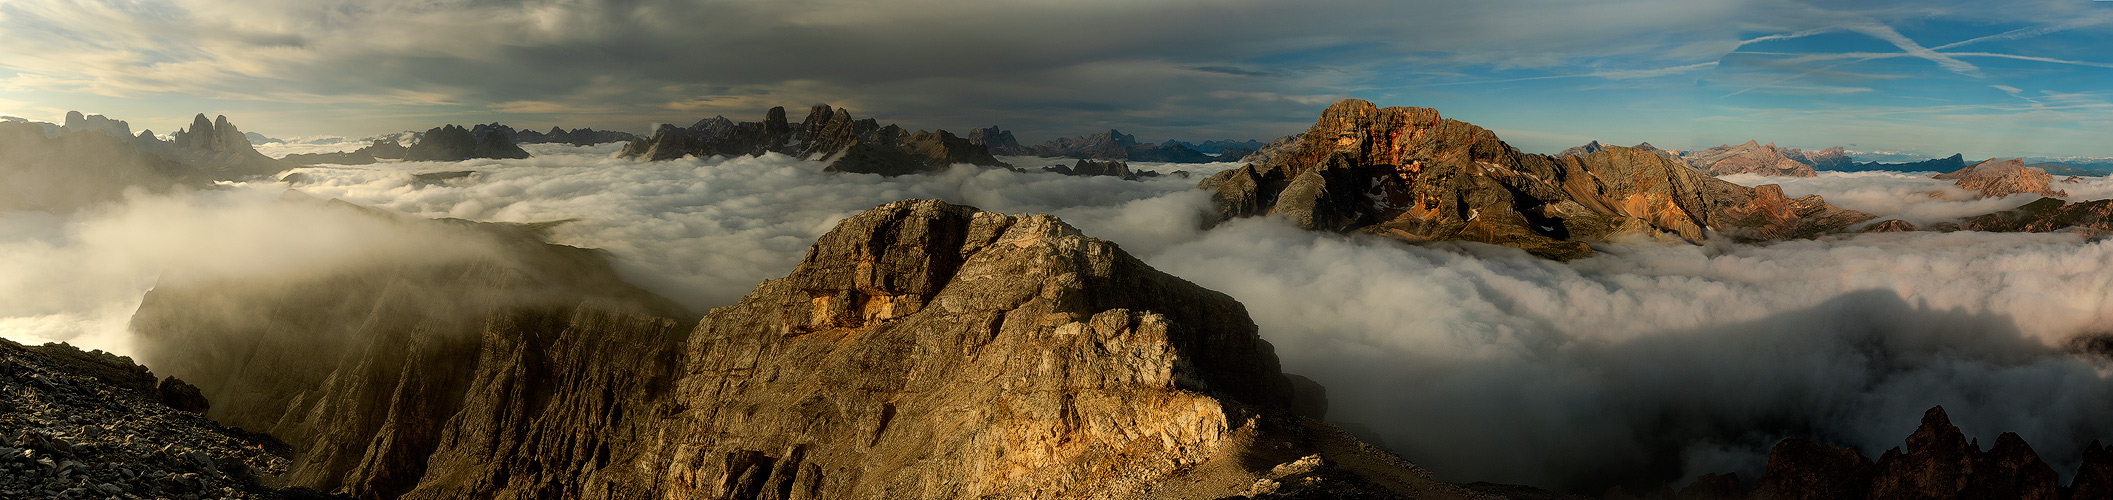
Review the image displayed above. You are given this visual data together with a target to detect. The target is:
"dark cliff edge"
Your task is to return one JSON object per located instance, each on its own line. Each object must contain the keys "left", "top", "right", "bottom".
{"left": 121, "top": 198, "right": 1474, "bottom": 499}
{"left": 1199, "top": 99, "right": 1873, "bottom": 260}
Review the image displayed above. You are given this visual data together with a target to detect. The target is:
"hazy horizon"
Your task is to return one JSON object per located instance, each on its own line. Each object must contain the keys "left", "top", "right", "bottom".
{"left": 3, "top": 0, "right": 2111, "bottom": 158}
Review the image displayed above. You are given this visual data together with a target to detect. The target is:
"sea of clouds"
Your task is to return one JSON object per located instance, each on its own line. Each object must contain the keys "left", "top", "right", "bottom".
{"left": 4, "top": 145, "right": 2112, "bottom": 492}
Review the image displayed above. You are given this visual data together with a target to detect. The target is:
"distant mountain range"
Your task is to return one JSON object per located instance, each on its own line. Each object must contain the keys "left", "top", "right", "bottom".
{"left": 1554, "top": 139, "right": 2113, "bottom": 177}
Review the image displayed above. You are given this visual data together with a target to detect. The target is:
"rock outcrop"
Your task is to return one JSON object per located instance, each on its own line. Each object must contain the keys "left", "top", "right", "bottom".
{"left": 1862, "top": 219, "right": 1918, "bottom": 233}
{"left": 619, "top": 105, "right": 1009, "bottom": 176}
{"left": 1199, "top": 99, "right": 1871, "bottom": 259}
{"left": 128, "top": 198, "right": 1473, "bottom": 499}
{"left": 0, "top": 121, "right": 213, "bottom": 211}
{"left": 155, "top": 114, "right": 294, "bottom": 179}
{"left": 403, "top": 124, "right": 532, "bottom": 161}
{"left": 1935, "top": 158, "right": 2066, "bottom": 199}
{"left": 1218, "top": 147, "right": 1257, "bottom": 161}
{"left": 967, "top": 126, "right": 1030, "bottom": 155}
{"left": 1681, "top": 140, "right": 1818, "bottom": 177}
{"left": 1743, "top": 406, "right": 2096, "bottom": 500}
{"left": 0, "top": 339, "right": 321, "bottom": 499}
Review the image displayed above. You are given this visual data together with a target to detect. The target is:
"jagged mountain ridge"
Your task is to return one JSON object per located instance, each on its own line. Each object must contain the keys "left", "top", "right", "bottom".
{"left": 1201, "top": 99, "right": 1873, "bottom": 259}
{"left": 0, "top": 120, "right": 215, "bottom": 211}
{"left": 1731, "top": 406, "right": 2113, "bottom": 500}
{"left": 620, "top": 104, "right": 1010, "bottom": 176}
{"left": 50, "top": 111, "right": 291, "bottom": 180}
{"left": 469, "top": 123, "right": 637, "bottom": 146}
{"left": 1680, "top": 140, "right": 1819, "bottom": 177}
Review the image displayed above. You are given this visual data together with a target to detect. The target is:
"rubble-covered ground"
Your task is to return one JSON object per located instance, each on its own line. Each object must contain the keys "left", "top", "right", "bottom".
{"left": 0, "top": 338, "right": 334, "bottom": 499}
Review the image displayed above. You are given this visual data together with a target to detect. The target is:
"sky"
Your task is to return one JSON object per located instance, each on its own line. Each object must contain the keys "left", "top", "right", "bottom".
{"left": 1, "top": 0, "right": 2110, "bottom": 157}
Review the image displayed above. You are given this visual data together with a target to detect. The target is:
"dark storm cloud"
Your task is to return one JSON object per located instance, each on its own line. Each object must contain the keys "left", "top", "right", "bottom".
{"left": 0, "top": 0, "right": 1752, "bottom": 139}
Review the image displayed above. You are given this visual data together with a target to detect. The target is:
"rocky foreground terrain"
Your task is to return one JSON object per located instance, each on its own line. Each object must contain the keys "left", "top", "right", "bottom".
{"left": 621, "top": 104, "right": 1008, "bottom": 176}
{"left": 0, "top": 339, "right": 334, "bottom": 499}
{"left": 1201, "top": 99, "right": 1874, "bottom": 259}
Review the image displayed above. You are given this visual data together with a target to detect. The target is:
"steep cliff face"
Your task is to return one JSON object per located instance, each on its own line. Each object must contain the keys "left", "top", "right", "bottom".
{"left": 618, "top": 105, "right": 1008, "bottom": 176}
{"left": 129, "top": 198, "right": 1461, "bottom": 499}
{"left": 1199, "top": 99, "right": 1870, "bottom": 259}
{"left": 161, "top": 114, "right": 293, "bottom": 179}
{"left": 129, "top": 199, "right": 687, "bottom": 499}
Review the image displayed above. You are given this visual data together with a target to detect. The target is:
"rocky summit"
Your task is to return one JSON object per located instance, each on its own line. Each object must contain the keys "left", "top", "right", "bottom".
{"left": 119, "top": 198, "right": 1467, "bottom": 499}
{"left": 1680, "top": 140, "right": 1819, "bottom": 177}
{"left": 1200, "top": 99, "right": 1872, "bottom": 259}
{"left": 619, "top": 104, "right": 1010, "bottom": 176}
{"left": 403, "top": 124, "right": 532, "bottom": 161}
{"left": 1935, "top": 157, "right": 2067, "bottom": 199}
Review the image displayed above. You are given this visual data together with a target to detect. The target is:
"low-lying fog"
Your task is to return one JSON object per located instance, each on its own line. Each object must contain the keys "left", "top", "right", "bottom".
{"left": 6, "top": 144, "right": 2113, "bottom": 491}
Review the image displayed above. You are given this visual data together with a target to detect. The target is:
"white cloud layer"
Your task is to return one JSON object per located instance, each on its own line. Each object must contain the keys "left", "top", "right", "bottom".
{"left": 2, "top": 147, "right": 2109, "bottom": 492}
{"left": 1721, "top": 171, "right": 2113, "bottom": 226}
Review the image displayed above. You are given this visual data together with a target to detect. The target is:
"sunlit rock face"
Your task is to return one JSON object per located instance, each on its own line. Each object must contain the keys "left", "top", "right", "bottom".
{"left": 128, "top": 198, "right": 1463, "bottom": 499}
{"left": 1200, "top": 99, "right": 1872, "bottom": 259}
{"left": 1937, "top": 157, "right": 2067, "bottom": 199}
{"left": 1682, "top": 140, "right": 1820, "bottom": 177}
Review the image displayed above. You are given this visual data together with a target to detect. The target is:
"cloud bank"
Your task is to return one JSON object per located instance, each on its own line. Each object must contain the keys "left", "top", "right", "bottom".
{"left": 1718, "top": 171, "right": 2113, "bottom": 227}
{"left": 3, "top": 146, "right": 2109, "bottom": 494}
